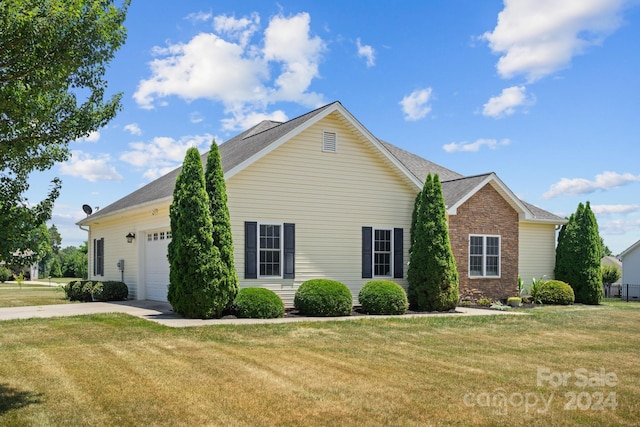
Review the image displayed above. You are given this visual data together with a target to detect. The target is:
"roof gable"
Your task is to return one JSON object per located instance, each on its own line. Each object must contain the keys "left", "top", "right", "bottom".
{"left": 620, "top": 239, "right": 640, "bottom": 259}
{"left": 77, "top": 101, "right": 564, "bottom": 225}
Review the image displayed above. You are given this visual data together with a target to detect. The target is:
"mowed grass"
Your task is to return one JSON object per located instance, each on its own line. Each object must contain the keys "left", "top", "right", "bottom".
{"left": 0, "top": 283, "right": 71, "bottom": 308}
{"left": 0, "top": 302, "right": 638, "bottom": 426}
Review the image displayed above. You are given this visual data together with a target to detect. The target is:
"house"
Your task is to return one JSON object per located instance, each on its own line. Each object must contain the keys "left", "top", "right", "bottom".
{"left": 77, "top": 101, "right": 566, "bottom": 306}
{"left": 619, "top": 240, "right": 640, "bottom": 300}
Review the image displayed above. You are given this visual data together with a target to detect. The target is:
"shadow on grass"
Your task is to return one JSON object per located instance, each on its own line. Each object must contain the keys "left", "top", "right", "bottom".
{"left": 0, "top": 384, "right": 43, "bottom": 413}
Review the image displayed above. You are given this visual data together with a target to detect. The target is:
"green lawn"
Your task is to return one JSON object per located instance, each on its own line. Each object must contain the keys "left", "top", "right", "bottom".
{"left": 0, "top": 301, "right": 638, "bottom": 426}
{"left": 0, "top": 283, "right": 71, "bottom": 307}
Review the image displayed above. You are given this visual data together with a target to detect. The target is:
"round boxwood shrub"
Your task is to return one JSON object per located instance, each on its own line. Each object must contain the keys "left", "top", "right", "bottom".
{"left": 537, "top": 280, "right": 575, "bottom": 305}
{"left": 358, "top": 280, "right": 408, "bottom": 315}
{"left": 233, "top": 288, "right": 285, "bottom": 319}
{"left": 294, "top": 279, "right": 353, "bottom": 317}
{"left": 0, "top": 266, "right": 12, "bottom": 283}
{"left": 92, "top": 281, "right": 128, "bottom": 301}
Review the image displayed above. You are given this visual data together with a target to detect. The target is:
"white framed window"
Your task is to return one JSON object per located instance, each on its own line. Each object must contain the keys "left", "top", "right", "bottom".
{"left": 322, "top": 130, "right": 337, "bottom": 152}
{"left": 259, "top": 223, "right": 282, "bottom": 277}
{"left": 469, "top": 235, "right": 500, "bottom": 278}
{"left": 373, "top": 228, "right": 393, "bottom": 277}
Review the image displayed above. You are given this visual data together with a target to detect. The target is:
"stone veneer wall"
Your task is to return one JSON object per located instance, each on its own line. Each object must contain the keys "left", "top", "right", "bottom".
{"left": 448, "top": 184, "right": 519, "bottom": 301}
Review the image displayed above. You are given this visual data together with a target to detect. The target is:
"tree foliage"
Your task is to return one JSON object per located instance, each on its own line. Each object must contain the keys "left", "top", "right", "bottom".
{"left": 554, "top": 202, "right": 603, "bottom": 304}
{"left": 168, "top": 148, "right": 226, "bottom": 319}
{"left": 407, "top": 174, "right": 459, "bottom": 311}
{"left": 205, "top": 141, "right": 238, "bottom": 307}
{"left": 0, "top": 0, "right": 129, "bottom": 261}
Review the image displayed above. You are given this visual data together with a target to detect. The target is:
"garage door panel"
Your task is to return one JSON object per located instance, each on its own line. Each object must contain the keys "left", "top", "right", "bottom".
{"left": 145, "top": 229, "right": 171, "bottom": 301}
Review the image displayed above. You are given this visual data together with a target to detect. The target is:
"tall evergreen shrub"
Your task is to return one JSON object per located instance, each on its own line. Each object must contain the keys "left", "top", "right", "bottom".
{"left": 555, "top": 202, "right": 603, "bottom": 304}
{"left": 205, "top": 141, "right": 238, "bottom": 309}
{"left": 168, "top": 148, "right": 225, "bottom": 318}
{"left": 407, "top": 174, "right": 459, "bottom": 311}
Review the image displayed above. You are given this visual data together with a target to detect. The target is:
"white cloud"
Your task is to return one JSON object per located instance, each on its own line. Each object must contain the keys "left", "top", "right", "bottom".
{"left": 120, "top": 134, "right": 214, "bottom": 180}
{"left": 134, "top": 12, "right": 325, "bottom": 130}
{"left": 124, "top": 123, "right": 142, "bottom": 136}
{"left": 75, "top": 131, "right": 100, "bottom": 143}
{"left": 356, "top": 38, "right": 375, "bottom": 67}
{"left": 482, "top": 85, "right": 534, "bottom": 118}
{"left": 213, "top": 13, "right": 260, "bottom": 47}
{"left": 220, "top": 109, "right": 288, "bottom": 132}
{"left": 263, "top": 13, "right": 326, "bottom": 105}
{"left": 399, "top": 88, "right": 433, "bottom": 121}
{"left": 59, "top": 151, "right": 122, "bottom": 182}
{"left": 590, "top": 204, "right": 640, "bottom": 215}
{"left": 443, "top": 138, "right": 511, "bottom": 153}
{"left": 599, "top": 218, "right": 640, "bottom": 235}
{"left": 190, "top": 112, "right": 204, "bottom": 124}
{"left": 543, "top": 171, "right": 640, "bottom": 199}
{"left": 482, "top": 0, "right": 627, "bottom": 82}
{"left": 185, "top": 11, "right": 213, "bottom": 24}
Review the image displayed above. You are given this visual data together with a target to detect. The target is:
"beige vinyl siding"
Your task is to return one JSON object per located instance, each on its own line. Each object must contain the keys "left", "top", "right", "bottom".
{"left": 87, "top": 203, "right": 171, "bottom": 300}
{"left": 518, "top": 222, "right": 557, "bottom": 284}
{"left": 227, "top": 112, "right": 418, "bottom": 306}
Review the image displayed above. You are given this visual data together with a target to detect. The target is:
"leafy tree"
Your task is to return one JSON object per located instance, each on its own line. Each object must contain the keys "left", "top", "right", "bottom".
{"left": 10, "top": 222, "right": 52, "bottom": 268}
{"left": 407, "top": 174, "right": 459, "bottom": 311}
{"left": 0, "top": 0, "right": 129, "bottom": 262}
{"left": 48, "top": 256, "right": 63, "bottom": 278}
{"left": 168, "top": 148, "right": 225, "bottom": 319}
{"left": 59, "top": 246, "right": 88, "bottom": 278}
{"left": 555, "top": 202, "right": 603, "bottom": 304}
{"left": 601, "top": 264, "right": 621, "bottom": 285}
{"left": 204, "top": 142, "right": 238, "bottom": 309}
{"left": 600, "top": 238, "right": 613, "bottom": 257}
{"left": 48, "top": 225, "right": 62, "bottom": 255}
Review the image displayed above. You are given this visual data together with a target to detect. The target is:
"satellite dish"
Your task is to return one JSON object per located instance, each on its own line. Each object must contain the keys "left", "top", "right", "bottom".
{"left": 82, "top": 204, "right": 93, "bottom": 216}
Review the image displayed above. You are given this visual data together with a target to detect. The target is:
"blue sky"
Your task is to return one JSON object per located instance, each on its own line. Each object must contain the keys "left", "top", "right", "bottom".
{"left": 29, "top": 0, "right": 640, "bottom": 254}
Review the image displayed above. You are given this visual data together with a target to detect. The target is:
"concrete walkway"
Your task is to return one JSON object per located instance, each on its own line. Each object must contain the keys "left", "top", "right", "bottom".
{"left": 0, "top": 299, "right": 521, "bottom": 327}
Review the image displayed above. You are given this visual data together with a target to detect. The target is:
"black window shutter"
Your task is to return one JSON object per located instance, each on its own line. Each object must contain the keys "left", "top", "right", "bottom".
{"left": 244, "top": 222, "right": 257, "bottom": 279}
{"left": 393, "top": 228, "right": 403, "bottom": 278}
{"left": 94, "top": 238, "right": 104, "bottom": 276}
{"left": 283, "top": 223, "right": 295, "bottom": 279}
{"left": 93, "top": 239, "right": 97, "bottom": 276}
{"left": 362, "top": 227, "right": 372, "bottom": 278}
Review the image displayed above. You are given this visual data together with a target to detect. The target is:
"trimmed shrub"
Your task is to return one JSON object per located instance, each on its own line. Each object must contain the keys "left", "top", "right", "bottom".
{"left": 477, "top": 297, "right": 493, "bottom": 307}
{"left": 92, "top": 281, "right": 128, "bottom": 301}
{"left": 0, "top": 266, "right": 11, "bottom": 283}
{"left": 66, "top": 280, "right": 93, "bottom": 302}
{"left": 358, "top": 280, "right": 408, "bottom": 315}
{"left": 537, "top": 280, "right": 575, "bottom": 305}
{"left": 294, "top": 279, "right": 352, "bottom": 317}
{"left": 233, "top": 288, "right": 284, "bottom": 319}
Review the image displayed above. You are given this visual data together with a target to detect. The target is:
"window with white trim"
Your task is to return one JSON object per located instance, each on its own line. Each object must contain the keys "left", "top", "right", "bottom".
{"left": 469, "top": 235, "right": 500, "bottom": 277}
{"left": 374, "top": 228, "right": 392, "bottom": 277}
{"left": 259, "top": 224, "right": 281, "bottom": 277}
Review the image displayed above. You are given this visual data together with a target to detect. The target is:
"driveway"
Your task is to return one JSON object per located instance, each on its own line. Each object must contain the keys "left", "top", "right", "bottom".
{"left": 0, "top": 299, "right": 521, "bottom": 327}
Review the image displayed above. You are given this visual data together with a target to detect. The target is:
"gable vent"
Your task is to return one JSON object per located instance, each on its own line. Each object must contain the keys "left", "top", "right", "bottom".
{"left": 322, "top": 131, "right": 337, "bottom": 152}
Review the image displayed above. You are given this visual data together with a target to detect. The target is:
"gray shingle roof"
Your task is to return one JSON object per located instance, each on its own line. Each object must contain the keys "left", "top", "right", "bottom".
{"left": 440, "top": 174, "right": 492, "bottom": 208}
{"left": 79, "top": 101, "right": 563, "bottom": 224}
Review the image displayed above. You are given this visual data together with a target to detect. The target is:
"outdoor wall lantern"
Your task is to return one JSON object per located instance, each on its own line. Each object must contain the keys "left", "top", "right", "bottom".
{"left": 125, "top": 232, "right": 136, "bottom": 243}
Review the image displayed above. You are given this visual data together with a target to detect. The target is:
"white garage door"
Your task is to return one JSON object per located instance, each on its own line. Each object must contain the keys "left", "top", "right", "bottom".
{"left": 145, "top": 229, "right": 171, "bottom": 301}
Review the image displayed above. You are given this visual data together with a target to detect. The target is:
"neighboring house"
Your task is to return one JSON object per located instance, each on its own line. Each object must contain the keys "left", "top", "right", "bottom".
{"left": 601, "top": 255, "right": 623, "bottom": 297}
{"left": 77, "top": 102, "right": 566, "bottom": 306}
{"left": 620, "top": 240, "right": 640, "bottom": 300}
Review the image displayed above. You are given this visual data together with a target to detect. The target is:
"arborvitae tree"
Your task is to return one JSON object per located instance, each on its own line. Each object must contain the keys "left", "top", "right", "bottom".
{"left": 555, "top": 202, "right": 603, "bottom": 304}
{"left": 574, "top": 202, "right": 603, "bottom": 304}
{"left": 204, "top": 141, "right": 238, "bottom": 309}
{"left": 407, "top": 174, "right": 459, "bottom": 311}
{"left": 168, "top": 148, "right": 225, "bottom": 318}
{"left": 554, "top": 212, "right": 575, "bottom": 282}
